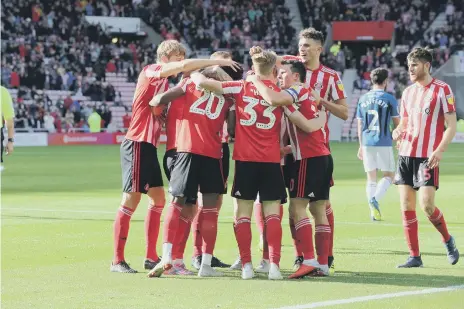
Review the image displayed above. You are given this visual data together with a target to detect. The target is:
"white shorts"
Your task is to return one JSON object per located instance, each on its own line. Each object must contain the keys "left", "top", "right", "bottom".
{"left": 362, "top": 146, "right": 395, "bottom": 172}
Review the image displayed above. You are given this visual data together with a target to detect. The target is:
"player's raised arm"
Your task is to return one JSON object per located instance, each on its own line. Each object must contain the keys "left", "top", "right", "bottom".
{"left": 190, "top": 72, "right": 225, "bottom": 94}
{"left": 246, "top": 74, "right": 294, "bottom": 106}
{"left": 154, "top": 58, "right": 240, "bottom": 79}
{"left": 150, "top": 85, "right": 186, "bottom": 107}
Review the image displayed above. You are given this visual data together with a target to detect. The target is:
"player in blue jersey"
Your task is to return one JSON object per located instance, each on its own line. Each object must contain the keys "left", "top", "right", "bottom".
{"left": 356, "top": 68, "right": 400, "bottom": 221}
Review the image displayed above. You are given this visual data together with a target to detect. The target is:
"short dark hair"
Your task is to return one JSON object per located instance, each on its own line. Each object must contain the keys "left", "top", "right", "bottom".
{"left": 282, "top": 60, "right": 307, "bottom": 83}
{"left": 299, "top": 28, "right": 324, "bottom": 45}
{"left": 370, "top": 68, "right": 389, "bottom": 85}
{"left": 407, "top": 47, "right": 433, "bottom": 65}
{"left": 220, "top": 65, "right": 244, "bottom": 81}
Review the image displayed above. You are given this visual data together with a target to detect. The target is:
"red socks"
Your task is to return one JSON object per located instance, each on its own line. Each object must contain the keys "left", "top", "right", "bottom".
{"left": 289, "top": 218, "right": 303, "bottom": 257}
{"left": 163, "top": 202, "right": 182, "bottom": 244}
{"left": 428, "top": 207, "right": 451, "bottom": 243}
{"left": 265, "top": 214, "right": 282, "bottom": 266}
{"left": 192, "top": 209, "right": 203, "bottom": 257}
{"left": 234, "top": 217, "right": 252, "bottom": 265}
{"left": 172, "top": 215, "right": 191, "bottom": 260}
{"left": 201, "top": 207, "right": 219, "bottom": 255}
{"left": 295, "top": 218, "right": 315, "bottom": 260}
{"left": 326, "top": 203, "right": 334, "bottom": 257}
{"left": 315, "top": 224, "right": 331, "bottom": 265}
{"left": 113, "top": 206, "right": 133, "bottom": 264}
{"left": 402, "top": 211, "right": 420, "bottom": 256}
{"left": 145, "top": 204, "right": 164, "bottom": 261}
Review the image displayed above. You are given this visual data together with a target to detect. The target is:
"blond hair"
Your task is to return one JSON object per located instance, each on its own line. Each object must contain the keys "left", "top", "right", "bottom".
{"left": 210, "top": 51, "right": 232, "bottom": 60}
{"left": 249, "top": 46, "right": 277, "bottom": 76}
{"left": 299, "top": 28, "right": 324, "bottom": 44}
{"left": 202, "top": 67, "right": 232, "bottom": 82}
{"left": 156, "top": 40, "right": 186, "bottom": 62}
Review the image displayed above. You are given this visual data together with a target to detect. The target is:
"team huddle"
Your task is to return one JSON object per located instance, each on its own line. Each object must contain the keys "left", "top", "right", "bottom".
{"left": 110, "top": 28, "right": 459, "bottom": 280}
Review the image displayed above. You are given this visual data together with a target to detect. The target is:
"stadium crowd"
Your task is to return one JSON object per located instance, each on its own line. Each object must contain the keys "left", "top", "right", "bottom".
{"left": 1, "top": 0, "right": 463, "bottom": 132}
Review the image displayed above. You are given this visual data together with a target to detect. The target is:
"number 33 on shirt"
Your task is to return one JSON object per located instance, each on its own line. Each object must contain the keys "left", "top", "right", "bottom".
{"left": 221, "top": 80, "right": 284, "bottom": 163}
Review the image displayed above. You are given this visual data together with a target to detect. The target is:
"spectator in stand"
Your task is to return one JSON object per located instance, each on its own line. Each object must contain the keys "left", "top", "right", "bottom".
{"left": 88, "top": 107, "right": 101, "bottom": 133}
{"left": 43, "top": 111, "right": 56, "bottom": 133}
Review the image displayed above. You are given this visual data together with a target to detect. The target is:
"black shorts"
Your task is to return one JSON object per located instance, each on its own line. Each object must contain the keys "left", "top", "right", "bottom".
{"left": 282, "top": 153, "right": 294, "bottom": 188}
{"left": 169, "top": 152, "right": 225, "bottom": 204}
{"left": 394, "top": 156, "right": 439, "bottom": 190}
{"left": 232, "top": 161, "right": 286, "bottom": 202}
{"left": 163, "top": 148, "right": 178, "bottom": 181}
{"left": 120, "top": 139, "right": 163, "bottom": 194}
{"left": 289, "top": 155, "right": 334, "bottom": 202}
{"left": 221, "top": 143, "right": 230, "bottom": 194}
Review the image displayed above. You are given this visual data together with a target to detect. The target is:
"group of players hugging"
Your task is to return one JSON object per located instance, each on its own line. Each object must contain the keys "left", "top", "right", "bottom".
{"left": 110, "top": 27, "right": 459, "bottom": 280}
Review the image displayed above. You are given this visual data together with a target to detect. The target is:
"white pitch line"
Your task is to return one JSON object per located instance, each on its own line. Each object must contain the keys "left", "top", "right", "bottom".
{"left": 274, "top": 285, "right": 464, "bottom": 309}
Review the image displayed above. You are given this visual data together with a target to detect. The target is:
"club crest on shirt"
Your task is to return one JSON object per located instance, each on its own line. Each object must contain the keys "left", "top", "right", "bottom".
{"left": 446, "top": 94, "right": 455, "bottom": 105}
{"left": 314, "top": 82, "right": 323, "bottom": 91}
{"left": 336, "top": 80, "right": 344, "bottom": 91}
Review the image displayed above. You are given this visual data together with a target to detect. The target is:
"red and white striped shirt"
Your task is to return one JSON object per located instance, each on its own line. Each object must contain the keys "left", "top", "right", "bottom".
{"left": 125, "top": 64, "right": 169, "bottom": 146}
{"left": 283, "top": 84, "right": 330, "bottom": 160}
{"left": 165, "top": 78, "right": 189, "bottom": 151}
{"left": 399, "top": 79, "right": 456, "bottom": 158}
{"left": 282, "top": 56, "right": 347, "bottom": 143}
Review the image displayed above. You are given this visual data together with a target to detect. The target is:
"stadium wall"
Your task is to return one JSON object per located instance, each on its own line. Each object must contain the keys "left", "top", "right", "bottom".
{"left": 14, "top": 131, "right": 167, "bottom": 147}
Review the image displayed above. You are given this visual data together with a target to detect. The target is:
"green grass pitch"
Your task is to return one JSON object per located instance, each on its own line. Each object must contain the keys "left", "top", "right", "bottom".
{"left": 2, "top": 143, "right": 464, "bottom": 309}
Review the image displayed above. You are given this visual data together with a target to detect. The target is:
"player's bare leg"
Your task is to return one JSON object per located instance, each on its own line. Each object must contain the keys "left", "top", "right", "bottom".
{"left": 419, "top": 187, "right": 459, "bottom": 265}
{"left": 233, "top": 198, "right": 254, "bottom": 279}
{"left": 262, "top": 200, "right": 283, "bottom": 280}
{"left": 309, "top": 200, "right": 330, "bottom": 276}
{"left": 143, "top": 187, "right": 165, "bottom": 270}
{"left": 148, "top": 196, "right": 189, "bottom": 277}
{"left": 288, "top": 198, "right": 319, "bottom": 279}
{"left": 397, "top": 185, "right": 423, "bottom": 268}
{"left": 111, "top": 192, "right": 141, "bottom": 273}
{"left": 197, "top": 193, "right": 224, "bottom": 277}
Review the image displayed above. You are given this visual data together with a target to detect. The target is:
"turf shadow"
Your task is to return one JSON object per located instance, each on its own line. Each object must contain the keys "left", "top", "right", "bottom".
{"left": 324, "top": 270, "right": 464, "bottom": 288}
